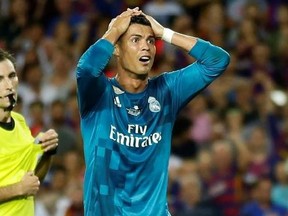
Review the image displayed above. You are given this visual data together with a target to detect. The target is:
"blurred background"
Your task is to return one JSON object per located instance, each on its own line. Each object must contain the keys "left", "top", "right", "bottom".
{"left": 1, "top": 0, "right": 288, "bottom": 215}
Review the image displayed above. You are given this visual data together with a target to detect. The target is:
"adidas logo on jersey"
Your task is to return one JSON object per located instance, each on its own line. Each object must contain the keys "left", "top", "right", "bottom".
{"left": 114, "top": 96, "right": 121, "bottom": 107}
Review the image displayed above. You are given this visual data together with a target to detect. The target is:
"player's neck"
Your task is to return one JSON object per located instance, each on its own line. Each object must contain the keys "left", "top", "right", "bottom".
{"left": 0, "top": 109, "right": 11, "bottom": 123}
{"left": 116, "top": 74, "right": 148, "bottom": 93}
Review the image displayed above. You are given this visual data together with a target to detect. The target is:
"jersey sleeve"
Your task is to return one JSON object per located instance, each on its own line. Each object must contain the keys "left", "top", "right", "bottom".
{"left": 163, "top": 38, "right": 230, "bottom": 114}
{"left": 76, "top": 39, "right": 114, "bottom": 116}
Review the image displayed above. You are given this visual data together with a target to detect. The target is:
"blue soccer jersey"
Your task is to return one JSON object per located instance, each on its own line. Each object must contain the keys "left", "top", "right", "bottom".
{"left": 76, "top": 38, "right": 230, "bottom": 216}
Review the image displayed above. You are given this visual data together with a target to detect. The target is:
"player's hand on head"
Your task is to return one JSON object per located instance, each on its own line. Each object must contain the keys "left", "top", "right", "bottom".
{"left": 36, "top": 129, "right": 59, "bottom": 153}
{"left": 127, "top": 7, "right": 141, "bottom": 13}
{"left": 107, "top": 7, "right": 142, "bottom": 38}
{"left": 141, "top": 12, "right": 164, "bottom": 39}
{"left": 19, "top": 171, "right": 40, "bottom": 197}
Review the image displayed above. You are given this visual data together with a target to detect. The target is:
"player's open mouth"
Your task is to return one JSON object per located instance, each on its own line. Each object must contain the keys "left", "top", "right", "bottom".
{"left": 139, "top": 56, "right": 151, "bottom": 64}
{"left": 8, "top": 93, "right": 14, "bottom": 98}
{"left": 0, "top": 93, "right": 13, "bottom": 99}
{"left": 6, "top": 93, "right": 14, "bottom": 99}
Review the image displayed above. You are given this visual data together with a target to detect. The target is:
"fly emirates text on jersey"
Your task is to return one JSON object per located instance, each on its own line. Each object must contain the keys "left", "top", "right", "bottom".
{"left": 109, "top": 124, "right": 162, "bottom": 148}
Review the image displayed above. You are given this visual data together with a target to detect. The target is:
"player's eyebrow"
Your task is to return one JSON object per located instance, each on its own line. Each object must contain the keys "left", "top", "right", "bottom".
{"left": 130, "top": 33, "right": 155, "bottom": 38}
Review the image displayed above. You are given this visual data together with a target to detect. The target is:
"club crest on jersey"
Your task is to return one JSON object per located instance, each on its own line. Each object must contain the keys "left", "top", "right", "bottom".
{"left": 148, "top": 97, "right": 161, "bottom": 112}
{"left": 126, "top": 105, "right": 141, "bottom": 116}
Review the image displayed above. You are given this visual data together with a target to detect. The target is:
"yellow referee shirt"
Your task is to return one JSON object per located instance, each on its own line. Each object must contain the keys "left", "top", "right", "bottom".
{"left": 0, "top": 112, "right": 43, "bottom": 216}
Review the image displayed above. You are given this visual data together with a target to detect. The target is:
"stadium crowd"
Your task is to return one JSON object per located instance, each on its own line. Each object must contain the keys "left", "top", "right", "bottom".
{"left": 1, "top": 0, "right": 288, "bottom": 215}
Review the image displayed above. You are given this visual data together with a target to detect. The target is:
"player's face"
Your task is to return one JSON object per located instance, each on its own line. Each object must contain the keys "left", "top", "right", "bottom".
{"left": 0, "top": 59, "right": 18, "bottom": 110}
{"left": 116, "top": 24, "right": 156, "bottom": 77}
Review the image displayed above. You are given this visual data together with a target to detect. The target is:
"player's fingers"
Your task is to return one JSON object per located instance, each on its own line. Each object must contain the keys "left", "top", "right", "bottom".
{"left": 41, "top": 138, "right": 58, "bottom": 149}
{"left": 46, "top": 129, "right": 58, "bottom": 136}
{"left": 43, "top": 143, "right": 58, "bottom": 152}
{"left": 127, "top": 7, "right": 139, "bottom": 12}
{"left": 40, "top": 132, "right": 58, "bottom": 142}
{"left": 120, "top": 8, "right": 138, "bottom": 17}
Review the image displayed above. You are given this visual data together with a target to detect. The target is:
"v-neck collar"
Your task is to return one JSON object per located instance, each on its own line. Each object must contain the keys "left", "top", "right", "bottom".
{"left": 110, "top": 78, "right": 149, "bottom": 99}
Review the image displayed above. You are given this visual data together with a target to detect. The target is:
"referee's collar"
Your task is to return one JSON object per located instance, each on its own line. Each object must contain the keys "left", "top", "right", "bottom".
{"left": 0, "top": 117, "right": 15, "bottom": 130}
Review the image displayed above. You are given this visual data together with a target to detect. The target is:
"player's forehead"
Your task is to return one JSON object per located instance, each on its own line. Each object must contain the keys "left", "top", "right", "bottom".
{"left": 0, "top": 59, "right": 16, "bottom": 76}
{"left": 125, "top": 24, "right": 154, "bottom": 38}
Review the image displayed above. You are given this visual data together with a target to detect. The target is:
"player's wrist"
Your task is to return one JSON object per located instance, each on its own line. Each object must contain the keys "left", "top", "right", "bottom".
{"left": 16, "top": 181, "right": 25, "bottom": 197}
{"left": 161, "top": 28, "right": 174, "bottom": 43}
{"left": 103, "top": 27, "right": 122, "bottom": 45}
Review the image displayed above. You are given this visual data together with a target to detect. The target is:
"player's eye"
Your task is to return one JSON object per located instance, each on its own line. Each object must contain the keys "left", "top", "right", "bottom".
{"left": 147, "top": 38, "right": 155, "bottom": 45}
{"left": 9, "top": 72, "right": 17, "bottom": 79}
{"left": 131, "top": 37, "right": 139, "bottom": 43}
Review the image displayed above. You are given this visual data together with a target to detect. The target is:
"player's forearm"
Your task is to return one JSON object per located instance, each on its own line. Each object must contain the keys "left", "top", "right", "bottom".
{"left": 35, "top": 154, "right": 52, "bottom": 182}
{"left": 0, "top": 182, "right": 23, "bottom": 203}
{"left": 102, "top": 27, "right": 122, "bottom": 45}
{"left": 76, "top": 39, "right": 114, "bottom": 115}
{"left": 188, "top": 38, "right": 230, "bottom": 73}
{"left": 169, "top": 31, "right": 198, "bottom": 52}
{"left": 170, "top": 32, "right": 230, "bottom": 70}
{"left": 76, "top": 39, "right": 114, "bottom": 79}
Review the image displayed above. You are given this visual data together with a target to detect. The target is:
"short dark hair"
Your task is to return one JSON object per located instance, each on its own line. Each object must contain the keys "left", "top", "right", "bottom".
{"left": 117, "top": 14, "right": 152, "bottom": 43}
{"left": 130, "top": 14, "right": 151, "bottom": 27}
{"left": 0, "top": 49, "right": 16, "bottom": 68}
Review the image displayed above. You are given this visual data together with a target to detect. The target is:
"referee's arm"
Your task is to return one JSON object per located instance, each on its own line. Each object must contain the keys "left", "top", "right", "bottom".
{"left": 0, "top": 172, "right": 40, "bottom": 203}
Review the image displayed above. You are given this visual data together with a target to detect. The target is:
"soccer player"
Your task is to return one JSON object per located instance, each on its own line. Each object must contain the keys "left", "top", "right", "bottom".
{"left": 0, "top": 49, "right": 59, "bottom": 216}
{"left": 76, "top": 7, "right": 230, "bottom": 216}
